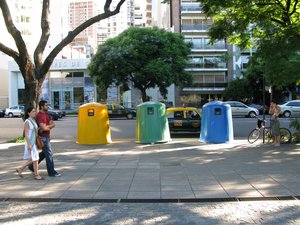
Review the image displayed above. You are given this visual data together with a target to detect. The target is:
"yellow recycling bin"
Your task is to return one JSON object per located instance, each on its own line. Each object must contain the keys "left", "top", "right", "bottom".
{"left": 77, "top": 102, "right": 112, "bottom": 145}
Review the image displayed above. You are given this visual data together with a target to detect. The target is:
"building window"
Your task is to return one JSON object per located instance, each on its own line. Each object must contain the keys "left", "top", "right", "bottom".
{"left": 73, "top": 72, "right": 84, "bottom": 77}
{"left": 18, "top": 89, "right": 26, "bottom": 105}
{"left": 74, "top": 87, "right": 84, "bottom": 104}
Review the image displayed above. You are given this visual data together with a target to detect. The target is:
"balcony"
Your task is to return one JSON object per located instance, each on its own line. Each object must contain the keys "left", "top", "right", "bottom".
{"left": 181, "top": 4, "right": 201, "bottom": 12}
{"left": 181, "top": 24, "right": 212, "bottom": 32}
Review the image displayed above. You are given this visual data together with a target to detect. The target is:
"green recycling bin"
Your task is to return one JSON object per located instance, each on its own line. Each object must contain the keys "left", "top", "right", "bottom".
{"left": 136, "top": 101, "right": 171, "bottom": 144}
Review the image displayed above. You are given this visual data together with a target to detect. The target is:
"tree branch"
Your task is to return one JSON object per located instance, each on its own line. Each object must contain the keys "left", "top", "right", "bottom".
{"left": 274, "top": 0, "right": 286, "bottom": 11}
{"left": 290, "top": 0, "right": 299, "bottom": 16}
{"left": 104, "top": 0, "right": 112, "bottom": 12}
{"left": 0, "top": 42, "right": 19, "bottom": 63}
{"left": 286, "top": 0, "right": 291, "bottom": 11}
{"left": 34, "top": 0, "right": 51, "bottom": 76}
{"left": 41, "top": 0, "right": 126, "bottom": 76}
{"left": 0, "top": 0, "right": 29, "bottom": 61}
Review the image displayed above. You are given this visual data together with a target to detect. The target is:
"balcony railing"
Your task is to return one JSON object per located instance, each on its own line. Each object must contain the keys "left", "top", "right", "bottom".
{"left": 192, "top": 43, "right": 226, "bottom": 50}
{"left": 181, "top": 5, "right": 201, "bottom": 11}
{"left": 181, "top": 24, "right": 212, "bottom": 31}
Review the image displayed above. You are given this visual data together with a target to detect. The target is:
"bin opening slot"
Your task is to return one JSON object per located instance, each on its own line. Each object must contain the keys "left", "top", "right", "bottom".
{"left": 215, "top": 108, "right": 222, "bottom": 115}
{"left": 147, "top": 107, "right": 154, "bottom": 115}
{"left": 88, "top": 109, "right": 94, "bottom": 116}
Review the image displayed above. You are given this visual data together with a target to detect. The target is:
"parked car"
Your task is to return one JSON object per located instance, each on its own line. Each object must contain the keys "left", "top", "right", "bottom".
{"left": 0, "top": 109, "right": 5, "bottom": 117}
{"left": 106, "top": 103, "right": 136, "bottom": 119}
{"left": 224, "top": 101, "right": 259, "bottom": 118}
{"left": 48, "top": 109, "right": 59, "bottom": 120}
{"left": 247, "top": 103, "right": 269, "bottom": 115}
{"left": 278, "top": 100, "right": 300, "bottom": 117}
{"left": 5, "top": 105, "right": 24, "bottom": 117}
{"left": 166, "top": 107, "right": 201, "bottom": 133}
{"left": 48, "top": 106, "right": 65, "bottom": 118}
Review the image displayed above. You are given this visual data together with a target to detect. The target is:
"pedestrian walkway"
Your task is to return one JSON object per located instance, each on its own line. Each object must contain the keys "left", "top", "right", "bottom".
{"left": 0, "top": 138, "right": 299, "bottom": 201}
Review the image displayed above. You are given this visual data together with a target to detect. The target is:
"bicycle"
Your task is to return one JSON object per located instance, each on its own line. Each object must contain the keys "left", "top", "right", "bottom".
{"left": 248, "top": 119, "right": 291, "bottom": 144}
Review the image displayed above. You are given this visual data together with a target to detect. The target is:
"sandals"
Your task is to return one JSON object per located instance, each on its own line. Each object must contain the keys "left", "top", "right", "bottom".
{"left": 16, "top": 168, "right": 23, "bottom": 178}
{"left": 34, "top": 175, "right": 44, "bottom": 180}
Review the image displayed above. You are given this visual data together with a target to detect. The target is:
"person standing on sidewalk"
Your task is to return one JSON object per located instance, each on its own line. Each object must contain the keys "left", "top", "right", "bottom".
{"left": 269, "top": 101, "right": 281, "bottom": 146}
{"left": 16, "top": 107, "right": 43, "bottom": 180}
{"left": 28, "top": 100, "right": 61, "bottom": 177}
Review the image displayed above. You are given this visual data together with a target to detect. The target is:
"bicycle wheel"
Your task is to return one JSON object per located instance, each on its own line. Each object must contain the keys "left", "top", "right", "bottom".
{"left": 279, "top": 128, "right": 292, "bottom": 144}
{"left": 248, "top": 128, "right": 261, "bottom": 144}
{"left": 264, "top": 128, "right": 274, "bottom": 143}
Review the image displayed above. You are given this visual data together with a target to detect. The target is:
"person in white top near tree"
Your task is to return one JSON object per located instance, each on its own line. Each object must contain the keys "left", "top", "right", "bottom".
{"left": 16, "top": 107, "right": 44, "bottom": 180}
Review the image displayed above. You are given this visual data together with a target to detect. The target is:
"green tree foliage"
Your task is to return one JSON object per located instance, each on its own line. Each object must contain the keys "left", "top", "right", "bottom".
{"left": 198, "top": 0, "right": 300, "bottom": 86}
{"left": 254, "top": 36, "right": 300, "bottom": 87}
{"left": 223, "top": 78, "right": 250, "bottom": 101}
{"left": 88, "top": 27, "right": 193, "bottom": 102}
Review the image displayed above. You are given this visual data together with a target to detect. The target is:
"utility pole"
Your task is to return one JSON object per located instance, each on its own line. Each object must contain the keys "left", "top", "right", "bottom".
{"left": 262, "top": 76, "right": 266, "bottom": 143}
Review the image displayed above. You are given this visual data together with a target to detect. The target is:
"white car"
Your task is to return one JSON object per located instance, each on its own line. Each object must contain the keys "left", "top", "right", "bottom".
{"left": 5, "top": 105, "right": 24, "bottom": 117}
{"left": 278, "top": 100, "right": 300, "bottom": 117}
{"left": 224, "top": 101, "right": 259, "bottom": 118}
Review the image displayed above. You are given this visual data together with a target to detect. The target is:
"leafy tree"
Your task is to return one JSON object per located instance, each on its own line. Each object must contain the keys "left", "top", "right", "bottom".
{"left": 88, "top": 27, "right": 193, "bottom": 102}
{"left": 253, "top": 36, "right": 300, "bottom": 87}
{"left": 197, "top": 0, "right": 300, "bottom": 86}
{"left": 223, "top": 78, "right": 250, "bottom": 102}
{"left": 0, "top": 0, "right": 126, "bottom": 108}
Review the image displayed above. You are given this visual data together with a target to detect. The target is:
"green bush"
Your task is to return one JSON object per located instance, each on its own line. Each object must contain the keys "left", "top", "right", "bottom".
{"left": 289, "top": 119, "right": 300, "bottom": 143}
{"left": 9, "top": 137, "right": 25, "bottom": 143}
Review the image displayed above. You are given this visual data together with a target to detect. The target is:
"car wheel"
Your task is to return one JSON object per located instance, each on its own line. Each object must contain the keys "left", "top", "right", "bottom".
{"left": 283, "top": 111, "right": 291, "bottom": 118}
{"left": 8, "top": 113, "right": 13, "bottom": 118}
{"left": 127, "top": 113, "right": 133, "bottom": 119}
{"left": 249, "top": 111, "right": 257, "bottom": 118}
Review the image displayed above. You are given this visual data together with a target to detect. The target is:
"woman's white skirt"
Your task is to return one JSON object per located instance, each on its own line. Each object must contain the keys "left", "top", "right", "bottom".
{"left": 24, "top": 143, "right": 39, "bottom": 161}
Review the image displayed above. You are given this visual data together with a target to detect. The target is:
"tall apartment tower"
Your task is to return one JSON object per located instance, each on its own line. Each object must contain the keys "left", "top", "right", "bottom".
{"left": 68, "top": 0, "right": 98, "bottom": 57}
{"left": 171, "top": 0, "right": 233, "bottom": 107}
{"left": 139, "top": 0, "right": 170, "bottom": 29}
{"left": 106, "top": 0, "right": 134, "bottom": 38}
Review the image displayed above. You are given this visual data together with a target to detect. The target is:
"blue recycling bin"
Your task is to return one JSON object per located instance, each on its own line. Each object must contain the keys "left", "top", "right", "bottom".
{"left": 200, "top": 101, "right": 234, "bottom": 143}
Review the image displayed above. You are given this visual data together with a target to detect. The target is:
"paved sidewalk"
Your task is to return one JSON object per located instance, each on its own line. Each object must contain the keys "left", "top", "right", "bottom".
{"left": 0, "top": 201, "right": 299, "bottom": 224}
{"left": 0, "top": 138, "right": 299, "bottom": 201}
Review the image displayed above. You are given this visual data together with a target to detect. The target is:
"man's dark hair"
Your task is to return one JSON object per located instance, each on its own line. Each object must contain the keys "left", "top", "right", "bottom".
{"left": 39, "top": 100, "right": 48, "bottom": 109}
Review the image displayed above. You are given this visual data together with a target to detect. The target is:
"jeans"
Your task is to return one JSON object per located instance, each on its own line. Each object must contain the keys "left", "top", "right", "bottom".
{"left": 28, "top": 137, "right": 58, "bottom": 176}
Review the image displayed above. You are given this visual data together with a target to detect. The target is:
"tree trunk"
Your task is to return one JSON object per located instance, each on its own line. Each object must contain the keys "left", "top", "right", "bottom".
{"left": 24, "top": 80, "right": 42, "bottom": 110}
{"left": 141, "top": 88, "right": 148, "bottom": 102}
{"left": 0, "top": 0, "right": 126, "bottom": 109}
{"left": 23, "top": 65, "right": 43, "bottom": 110}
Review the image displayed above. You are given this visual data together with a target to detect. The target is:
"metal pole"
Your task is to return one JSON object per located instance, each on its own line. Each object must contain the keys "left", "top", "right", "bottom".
{"left": 262, "top": 77, "right": 266, "bottom": 143}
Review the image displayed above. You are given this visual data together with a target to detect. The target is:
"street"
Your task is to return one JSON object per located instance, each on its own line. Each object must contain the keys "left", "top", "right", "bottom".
{"left": 0, "top": 115, "right": 294, "bottom": 143}
{"left": 0, "top": 116, "right": 299, "bottom": 224}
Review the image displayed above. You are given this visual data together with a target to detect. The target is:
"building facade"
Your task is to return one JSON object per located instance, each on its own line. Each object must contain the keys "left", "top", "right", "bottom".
{"left": 8, "top": 59, "right": 96, "bottom": 111}
{"left": 0, "top": 0, "right": 43, "bottom": 108}
{"left": 68, "top": 0, "right": 99, "bottom": 57}
{"left": 171, "top": 0, "right": 234, "bottom": 107}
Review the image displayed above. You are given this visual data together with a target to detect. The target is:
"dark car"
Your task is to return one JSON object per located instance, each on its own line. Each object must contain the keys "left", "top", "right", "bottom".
{"left": 0, "top": 109, "right": 5, "bottom": 117}
{"left": 106, "top": 103, "right": 136, "bottom": 119}
{"left": 48, "top": 106, "right": 64, "bottom": 118}
{"left": 247, "top": 103, "right": 269, "bottom": 115}
{"left": 48, "top": 110, "right": 59, "bottom": 120}
{"left": 166, "top": 107, "right": 201, "bottom": 133}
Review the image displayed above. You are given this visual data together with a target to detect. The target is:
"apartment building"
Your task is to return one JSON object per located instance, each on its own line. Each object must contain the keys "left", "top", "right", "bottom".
{"left": 0, "top": 0, "right": 42, "bottom": 108}
{"left": 3, "top": 0, "right": 97, "bottom": 110}
{"left": 171, "top": 0, "right": 233, "bottom": 107}
{"left": 69, "top": 0, "right": 98, "bottom": 57}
